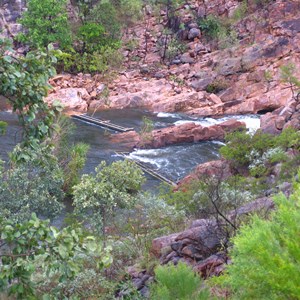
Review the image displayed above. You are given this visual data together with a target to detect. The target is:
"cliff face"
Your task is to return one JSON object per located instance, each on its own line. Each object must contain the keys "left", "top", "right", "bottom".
{"left": 2, "top": 0, "right": 300, "bottom": 135}
{"left": 0, "top": 0, "right": 26, "bottom": 38}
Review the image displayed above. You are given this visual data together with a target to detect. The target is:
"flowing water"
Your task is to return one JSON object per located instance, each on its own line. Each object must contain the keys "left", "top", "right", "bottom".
{"left": 0, "top": 109, "right": 260, "bottom": 186}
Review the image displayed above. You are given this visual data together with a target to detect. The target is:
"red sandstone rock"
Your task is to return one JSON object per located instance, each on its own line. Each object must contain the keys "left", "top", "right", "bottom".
{"left": 110, "top": 120, "right": 245, "bottom": 150}
{"left": 151, "top": 233, "right": 180, "bottom": 257}
{"left": 178, "top": 159, "right": 232, "bottom": 187}
{"left": 45, "top": 88, "right": 89, "bottom": 112}
{"left": 193, "top": 253, "right": 227, "bottom": 278}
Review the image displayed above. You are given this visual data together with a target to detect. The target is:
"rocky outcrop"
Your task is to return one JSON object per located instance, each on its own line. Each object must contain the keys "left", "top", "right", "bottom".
{"left": 0, "top": 0, "right": 26, "bottom": 38}
{"left": 151, "top": 197, "right": 275, "bottom": 278}
{"left": 46, "top": 88, "right": 89, "bottom": 112}
{"left": 260, "top": 97, "right": 300, "bottom": 134}
{"left": 110, "top": 119, "right": 245, "bottom": 150}
{"left": 178, "top": 159, "right": 232, "bottom": 187}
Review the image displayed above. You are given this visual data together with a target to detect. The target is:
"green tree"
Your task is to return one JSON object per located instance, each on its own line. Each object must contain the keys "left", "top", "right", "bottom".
{"left": 280, "top": 63, "right": 300, "bottom": 102}
{"left": 0, "top": 213, "right": 112, "bottom": 299}
{"left": 0, "top": 145, "right": 64, "bottom": 223}
{"left": 0, "top": 39, "right": 62, "bottom": 155}
{"left": 73, "top": 160, "right": 145, "bottom": 238}
{"left": 76, "top": 22, "right": 107, "bottom": 53}
{"left": 217, "top": 177, "right": 300, "bottom": 299}
{"left": 88, "top": 1, "right": 121, "bottom": 40}
{"left": 18, "top": 0, "right": 71, "bottom": 49}
{"left": 118, "top": 0, "right": 143, "bottom": 30}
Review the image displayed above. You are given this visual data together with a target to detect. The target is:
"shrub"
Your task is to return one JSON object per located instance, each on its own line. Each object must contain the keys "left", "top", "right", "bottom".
{"left": 0, "top": 40, "right": 60, "bottom": 149}
{"left": 17, "top": 0, "right": 71, "bottom": 49}
{"left": 198, "top": 15, "right": 224, "bottom": 40}
{"left": 0, "top": 121, "right": 7, "bottom": 135}
{"left": 140, "top": 116, "right": 154, "bottom": 143}
{"left": 0, "top": 214, "right": 112, "bottom": 299}
{"left": 62, "top": 142, "right": 90, "bottom": 194}
{"left": 0, "top": 146, "right": 65, "bottom": 223}
{"left": 190, "top": 176, "right": 254, "bottom": 219}
{"left": 88, "top": 1, "right": 120, "bottom": 38}
{"left": 198, "top": 14, "right": 239, "bottom": 49}
{"left": 205, "top": 79, "right": 229, "bottom": 93}
{"left": 216, "top": 177, "right": 300, "bottom": 299}
{"left": 118, "top": 0, "right": 143, "bottom": 29}
{"left": 56, "top": 45, "right": 123, "bottom": 74}
{"left": 76, "top": 22, "right": 107, "bottom": 53}
{"left": 73, "top": 160, "right": 145, "bottom": 237}
{"left": 110, "top": 193, "right": 185, "bottom": 273}
{"left": 220, "top": 128, "right": 300, "bottom": 175}
{"left": 150, "top": 262, "right": 210, "bottom": 300}
{"left": 231, "top": 0, "right": 248, "bottom": 23}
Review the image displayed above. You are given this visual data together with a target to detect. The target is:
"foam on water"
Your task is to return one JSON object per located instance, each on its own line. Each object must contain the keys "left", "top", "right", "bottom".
{"left": 156, "top": 112, "right": 185, "bottom": 119}
{"left": 173, "top": 115, "right": 260, "bottom": 132}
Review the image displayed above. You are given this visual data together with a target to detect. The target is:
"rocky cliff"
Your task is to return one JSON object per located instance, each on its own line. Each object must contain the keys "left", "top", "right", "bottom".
{"left": 0, "top": 0, "right": 26, "bottom": 38}
{"left": 44, "top": 0, "right": 300, "bottom": 136}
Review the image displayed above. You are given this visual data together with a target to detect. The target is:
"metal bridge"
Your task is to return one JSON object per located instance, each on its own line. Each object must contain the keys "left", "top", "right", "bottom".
{"left": 116, "top": 152, "right": 178, "bottom": 187}
{"left": 72, "top": 114, "right": 134, "bottom": 132}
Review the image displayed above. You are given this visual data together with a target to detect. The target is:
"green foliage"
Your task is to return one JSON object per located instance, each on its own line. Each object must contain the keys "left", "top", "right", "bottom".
{"left": 150, "top": 262, "right": 210, "bottom": 300}
{"left": 61, "top": 143, "right": 90, "bottom": 194}
{"left": 73, "top": 160, "right": 145, "bottom": 236}
{"left": 0, "top": 213, "right": 112, "bottom": 299}
{"left": 140, "top": 116, "right": 154, "bottom": 143}
{"left": 111, "top": 193, "right": 185, "bottom": 270}
{"left": 88, "top": 1, "right": 121, "bottom": 40}
{"left": 274, "top": 126, "right": 300, "bottom": 150}
{"left": 0, "top": 146, "right": 64, "bottom": 223}
{"left": 216, "top": 178, "right": 300, "bottom": 299}
{"left": 198, "top": 14, "right": 239, "bottom": 49}
{"left": 220, "top": 129, "right": 275, "bottom": 169}
{"left": 231, "top": 0, "right": 248, "bottom": 23}
{"left": 76, "top": 22, "right": 107, "bottom": 53}
{"left": 280, "top": 63, "right": 300, "bottom": 101}
{"left": 166, "top": 36, "right": 186, "bottom": 60}
{"left": 56, "top": 44, "right": 122, "bottom": 74}
{"left": 0, "top": 39, "right": 62, "bottom": 151}
{"left": 199, "top": 15, "right": 222, "bottom": 39}
{"left": 205, "top": 79, "right": 229, "bottom": 94}
{"left": 17, "top": 0, "right": 71, "bottom": 49}
{"left": 190, "top": 176, "right": 254, "bottom": 219}
{"left": 220, "top": 128, "right": 300, "bottom": 178}
{"left": 118, "top": 0, "right": 143, "bottom": 28}
{"left": 37, "top": 270, "right": 116, "bottom": 299}
{"left": 0, "top": 120, "right": 7, "bottom": 135}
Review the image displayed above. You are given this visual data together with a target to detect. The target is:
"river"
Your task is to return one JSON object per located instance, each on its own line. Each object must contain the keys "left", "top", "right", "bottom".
{"left": 0, "top": 109, "right": 260, "bottom": 187}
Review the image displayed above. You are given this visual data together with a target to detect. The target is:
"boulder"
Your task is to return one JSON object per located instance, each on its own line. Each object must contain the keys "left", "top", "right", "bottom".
{"left": 45, "top": 88, "right": 89, "bottom": 111}
{"left": 171, "top": 219, "right": 224, "bottom": 260}
{"left": 188, "top": 28, "right": 201, "bottom": 40}
{"left": 217, "top": 58, "right": 242, "bottom": 76}
{"left": 260, "top": 113, "right": 284, "bottom": 134}
{"left": 111, "top": 120, "right": 246, "bottom": 150}
{"left": 191, "top": 78, "right": 214, "bottom": 91}
{"left": 109, "top": 131, "right": 140, "bottom": 149}
{"left": 151, "top": 233, "right": 180, "bottom": 257}
{"left": 178, "top": 159, "right": 232, "bottom": 187}
{"left": 180, "top": 53, "right": 195, "bottom": 64}
{"left": 193, "top": 253, "right": 227, "bottom": 278}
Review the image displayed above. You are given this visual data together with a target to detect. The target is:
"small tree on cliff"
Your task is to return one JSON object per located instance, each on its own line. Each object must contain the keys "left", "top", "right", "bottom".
{"left": 18, "top": 0, "right": 71, "bottom": 49}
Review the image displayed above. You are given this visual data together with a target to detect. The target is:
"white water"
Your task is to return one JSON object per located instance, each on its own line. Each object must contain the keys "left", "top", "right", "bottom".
{"left": 172, "top": 115, "right": 260, "bottom": 133}
{"left": 127, "top": 142, "right": 221, "bottom": 181}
